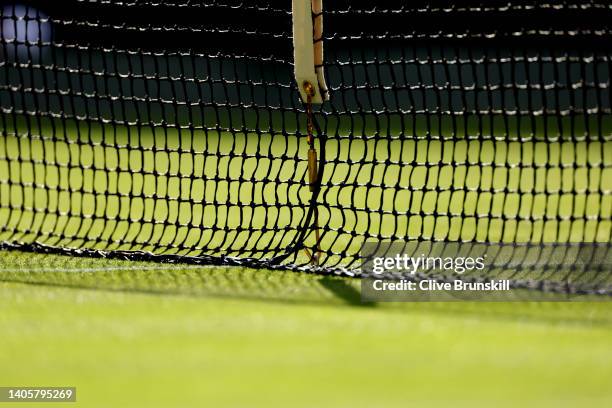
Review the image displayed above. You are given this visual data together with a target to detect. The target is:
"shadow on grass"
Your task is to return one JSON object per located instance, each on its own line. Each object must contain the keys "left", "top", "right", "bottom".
{"left": 318, "top": 276, "right": 376, "bottom": 307}
{"left": 1, "top": 249, "right": 612, "bottom": 327}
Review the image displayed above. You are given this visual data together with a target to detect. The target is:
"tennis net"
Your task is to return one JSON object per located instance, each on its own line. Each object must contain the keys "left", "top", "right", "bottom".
{"left": 0, "top": 1, "right": 611, "bottom": 292}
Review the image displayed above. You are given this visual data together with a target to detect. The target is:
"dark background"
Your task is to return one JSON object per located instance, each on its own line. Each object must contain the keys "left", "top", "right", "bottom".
{"left": 2, "top": 0, "right": 611, "bottom": 133}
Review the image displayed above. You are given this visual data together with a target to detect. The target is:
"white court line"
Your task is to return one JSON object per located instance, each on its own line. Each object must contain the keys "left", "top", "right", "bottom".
{"left": 0, "top": 265, "right": 219, "bottom": 273}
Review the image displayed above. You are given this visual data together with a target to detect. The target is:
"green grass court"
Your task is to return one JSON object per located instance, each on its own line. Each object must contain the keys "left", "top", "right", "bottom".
{"left": 1, "top": 250, "right": 612, "bottom": 408}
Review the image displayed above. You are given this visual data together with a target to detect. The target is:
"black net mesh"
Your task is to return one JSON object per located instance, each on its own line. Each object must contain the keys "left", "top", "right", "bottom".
{"left": 0, "top": 1, "right": 611, "bottom": 292}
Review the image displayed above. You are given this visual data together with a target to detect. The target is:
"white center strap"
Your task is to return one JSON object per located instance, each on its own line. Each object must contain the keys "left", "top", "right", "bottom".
{"left": 292, "top": 0, "right": 329, "bottom": 104}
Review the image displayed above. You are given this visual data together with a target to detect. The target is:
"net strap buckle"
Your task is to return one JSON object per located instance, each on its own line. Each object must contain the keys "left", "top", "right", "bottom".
{"left": 303, "top": 81, "right": 322, "bottom": 266}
